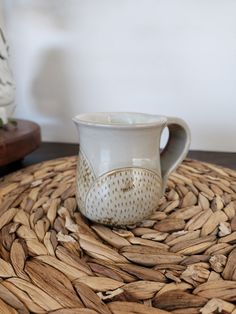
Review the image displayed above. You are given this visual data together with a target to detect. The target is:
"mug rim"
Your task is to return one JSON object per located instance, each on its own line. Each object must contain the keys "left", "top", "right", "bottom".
{"left": 73, "top": 112, "right": 167, "bottom": 129}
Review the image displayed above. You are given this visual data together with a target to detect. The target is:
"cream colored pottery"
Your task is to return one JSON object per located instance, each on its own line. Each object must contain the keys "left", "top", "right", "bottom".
{"left": 0, "top": 15, "right": 15, "bottom": 125}
{"left": 73, "top": 112, "right": 190, "bottom": 226}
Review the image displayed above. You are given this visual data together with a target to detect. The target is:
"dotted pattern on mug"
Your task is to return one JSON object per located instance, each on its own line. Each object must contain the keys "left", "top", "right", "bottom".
{"left": 85, "top": 168, "right": 161, "bottom": 226}
{"left": 76, "top": 150, "right": 96, "bottom": 215}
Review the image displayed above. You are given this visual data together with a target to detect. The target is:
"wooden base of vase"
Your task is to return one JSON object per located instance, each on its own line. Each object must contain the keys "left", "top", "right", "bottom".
{"left": 0, "top": 119, "right": 41, "bottom": 166}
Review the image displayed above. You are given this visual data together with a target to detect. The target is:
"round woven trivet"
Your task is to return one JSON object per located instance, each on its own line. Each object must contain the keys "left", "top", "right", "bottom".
{"left": 0, "top": 157, "right": 236, "bottom": 314}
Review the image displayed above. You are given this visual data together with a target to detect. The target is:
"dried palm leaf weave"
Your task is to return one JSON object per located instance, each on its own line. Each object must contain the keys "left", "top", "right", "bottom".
{"left": 0, "top": 156, "right": 236, "bottom": 314}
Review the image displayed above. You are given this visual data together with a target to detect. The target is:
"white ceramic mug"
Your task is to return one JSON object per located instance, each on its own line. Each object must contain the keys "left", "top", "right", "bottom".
{"left": 73, "top": 112, "right": 190, "bottom": 226}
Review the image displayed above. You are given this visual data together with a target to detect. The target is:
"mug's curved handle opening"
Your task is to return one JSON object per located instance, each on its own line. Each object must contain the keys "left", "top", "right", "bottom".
{"left": 160, "top": 117, "right": 191, "bottom": 193}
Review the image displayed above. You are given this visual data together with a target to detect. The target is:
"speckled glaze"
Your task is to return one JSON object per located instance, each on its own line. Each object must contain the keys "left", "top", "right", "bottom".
{"left": 74, "top": 112, "right": 190, "bottom": 226}
{"left": 77, "top": 150, "right": 161, "bottom": 225}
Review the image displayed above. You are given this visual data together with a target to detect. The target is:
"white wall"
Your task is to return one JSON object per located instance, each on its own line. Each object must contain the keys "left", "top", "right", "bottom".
{"left": 4, "top": 0, "right": 236, "bottom": 151}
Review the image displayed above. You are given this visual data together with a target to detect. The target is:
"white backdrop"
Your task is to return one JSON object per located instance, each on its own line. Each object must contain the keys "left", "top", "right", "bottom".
{"left": 3, "top": 0, "right": 236, "bottom": 151}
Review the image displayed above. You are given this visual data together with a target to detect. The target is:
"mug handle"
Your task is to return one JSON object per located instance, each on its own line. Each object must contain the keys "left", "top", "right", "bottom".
{"left": 160, "top": 117, "right": 191, "bottom": 193}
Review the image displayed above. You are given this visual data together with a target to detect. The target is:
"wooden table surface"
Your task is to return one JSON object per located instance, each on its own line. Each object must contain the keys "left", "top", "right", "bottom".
{"left": 0, "top": 142, "right": 235, "bottom": 178}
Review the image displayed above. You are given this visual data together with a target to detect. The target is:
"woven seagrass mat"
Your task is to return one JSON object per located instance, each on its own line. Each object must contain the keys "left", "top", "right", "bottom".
{"left": 0, "top": 156, "right": 236, "bottom": 314}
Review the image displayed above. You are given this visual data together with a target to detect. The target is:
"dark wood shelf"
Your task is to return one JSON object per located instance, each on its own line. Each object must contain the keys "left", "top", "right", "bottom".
{"left": 0, "top": 141, "right": 235, "bottom": 178}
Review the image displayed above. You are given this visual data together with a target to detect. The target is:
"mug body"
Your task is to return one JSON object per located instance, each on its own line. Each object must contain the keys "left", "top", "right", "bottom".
{"left": 74, "top": 112, "right": 166, "bottom": 226}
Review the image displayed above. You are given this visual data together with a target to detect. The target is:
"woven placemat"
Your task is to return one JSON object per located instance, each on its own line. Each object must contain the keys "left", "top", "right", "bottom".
{"left": 0, "top": 157, "right": 236, "bottom": 314}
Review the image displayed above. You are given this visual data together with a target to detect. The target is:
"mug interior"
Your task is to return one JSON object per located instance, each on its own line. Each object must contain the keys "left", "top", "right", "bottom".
{"left": 73, "top": 112, "right": 166, "bottom": 128}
